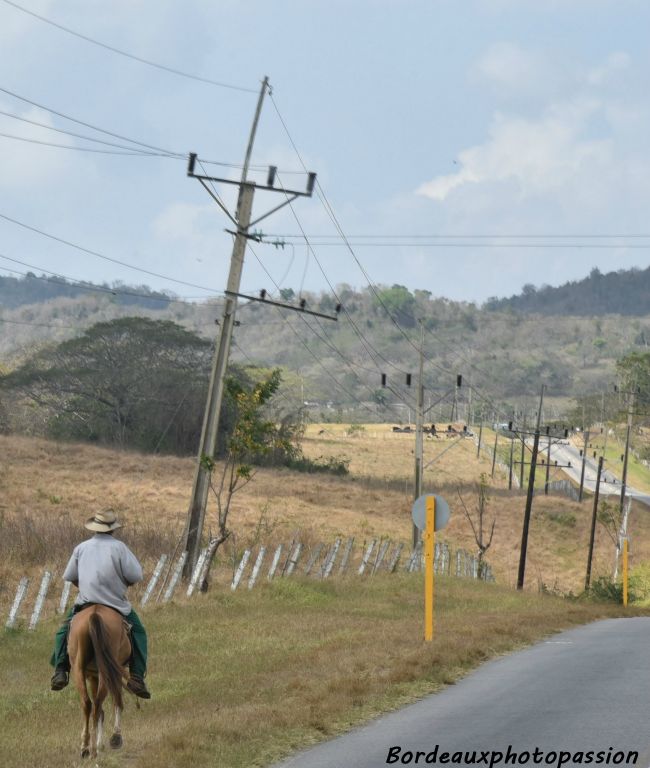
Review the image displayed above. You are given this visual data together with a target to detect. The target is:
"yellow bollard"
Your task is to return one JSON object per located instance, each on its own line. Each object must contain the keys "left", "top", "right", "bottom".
{"left": 623, "top": 538, "right": 628, "bottom": 607}
{"left": 424, "top": 496, "right": 435, "bottom": 641}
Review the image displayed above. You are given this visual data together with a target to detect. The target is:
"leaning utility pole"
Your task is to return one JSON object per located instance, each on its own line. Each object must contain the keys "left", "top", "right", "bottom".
{"left": 183, "top": 76, "right": 318, "bottom": 576}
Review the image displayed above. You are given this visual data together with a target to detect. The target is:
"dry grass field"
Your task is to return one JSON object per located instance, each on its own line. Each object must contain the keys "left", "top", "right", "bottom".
{"left": 2, "top": 427, "right": 650, "bottom": 767}
{"left": 2, "top": 423, "right": 649, "bottom": 607}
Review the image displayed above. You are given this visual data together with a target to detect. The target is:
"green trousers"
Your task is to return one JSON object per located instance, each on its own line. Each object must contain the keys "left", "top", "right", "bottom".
{"left": 50, "top": 604, "right": 147, "bottom": 679}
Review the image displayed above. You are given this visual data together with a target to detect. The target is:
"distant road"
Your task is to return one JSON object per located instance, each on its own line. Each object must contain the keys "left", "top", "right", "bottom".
{"left": 545, "top": 440, "right": 650, "bottom": 507}
{"left": 274, "top": 619, "right": 650, "bottom": 768}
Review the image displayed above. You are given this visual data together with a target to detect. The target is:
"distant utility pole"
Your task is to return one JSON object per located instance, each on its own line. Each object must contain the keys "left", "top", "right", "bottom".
{"left": 617, "top": 384, "right": 638, "bottom": 521}
{"left": 585, "top": 455, "right": 604, "bottom": 591}
{"left": 517, "top": 385, "right": 545, "bottom": 590}
{"left": 578, "top": 429, "right": 590, "bottom": 502}
{"left": 414, "top": 321, "right": 425, "bottom": 548}
{"left": 183, "top": 77, "right": 318, "bottom": 577}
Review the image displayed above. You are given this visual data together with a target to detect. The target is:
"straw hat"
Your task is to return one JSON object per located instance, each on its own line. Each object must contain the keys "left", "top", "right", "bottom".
{"left": 85, "top": 509, "right": 122, "bottom": 533}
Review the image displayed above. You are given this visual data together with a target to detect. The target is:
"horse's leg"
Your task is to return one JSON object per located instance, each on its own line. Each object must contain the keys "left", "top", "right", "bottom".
{"left": 73, "top": 670, "right": 91, "bottom": 758}
{"left": 109, "top": 703, "right": 123, "bottom": 749}
{"left": 90, "top": 678, "right": 106, "bottom": 759}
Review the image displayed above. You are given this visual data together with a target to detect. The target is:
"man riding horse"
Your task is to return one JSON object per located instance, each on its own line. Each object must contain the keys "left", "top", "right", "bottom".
{"left": 50, "top": 509, "right": 151, "bottom": 699}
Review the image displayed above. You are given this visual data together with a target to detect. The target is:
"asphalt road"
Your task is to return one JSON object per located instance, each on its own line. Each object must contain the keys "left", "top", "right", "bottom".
{"left": 274, "top": 618, "right": 650, "bottom": 768}
{"left": 539, "top": 440, "right": 650, "bottom": 507}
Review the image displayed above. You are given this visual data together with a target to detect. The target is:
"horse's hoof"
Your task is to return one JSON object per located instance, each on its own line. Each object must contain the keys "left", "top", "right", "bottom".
{"left": 109, "top": 734, "right": 123, "bottom": 750}
{"left": 80, "top": 747, "right": 90, "bottom": 758}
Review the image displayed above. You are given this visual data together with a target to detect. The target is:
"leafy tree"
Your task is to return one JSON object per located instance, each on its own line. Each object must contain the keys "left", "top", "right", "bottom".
{"left": 199, "top": 369, "right": 293, "bottom": 587}
{"left": 1, "top": 317, "right": 212, "bottom": 453}
{"left": 374, "top": 284, "right": 417, "bottom": 328}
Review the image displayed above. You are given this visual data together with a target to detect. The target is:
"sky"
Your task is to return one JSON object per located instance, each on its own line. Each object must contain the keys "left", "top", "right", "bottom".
{"left": 1, "top": 0, "right": 649, "bottom": 305}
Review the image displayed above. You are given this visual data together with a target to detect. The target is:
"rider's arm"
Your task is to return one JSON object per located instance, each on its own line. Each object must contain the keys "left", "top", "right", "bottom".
{"left": 62, "top": 546, "right": 80, "bottom": 584}
{"left": 120, "top": 544, "right": 144, "bottom": 586}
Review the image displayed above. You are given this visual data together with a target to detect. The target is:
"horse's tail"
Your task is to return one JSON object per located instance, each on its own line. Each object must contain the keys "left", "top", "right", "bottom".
{"left": 88, "top": 611, "right": 124, "bottom": 709}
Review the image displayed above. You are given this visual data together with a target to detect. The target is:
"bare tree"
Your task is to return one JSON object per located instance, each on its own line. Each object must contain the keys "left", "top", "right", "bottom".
{"left": 457, "top": 474, "right": 495, "bottom": 575}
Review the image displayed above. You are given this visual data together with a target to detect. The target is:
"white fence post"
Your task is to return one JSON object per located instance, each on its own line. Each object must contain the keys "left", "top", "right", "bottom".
{"left": 29, "top": 571, "right": 52, "bottom": 630}
{"left": 358, "top": 539, "right": 377, "bottom": 575}
{"left": 6, "top": 577, "right": 30, "bottom": 629}
{"left": 187, "top": 548, "right": 207, "bottom": 597}
{"left": 58, "top": 581, "right": 72, "bottom": 615}
{"left": 387, "top": 542, "right": 403, "bottom": 573}
{"left": 322, "top": 538, "right": 341, "bottom": 579}
{"left": 141, "top": 555, "right": 168, "bottom": 607}
{"left": 305, "top": 543, "right": 323, "bottom": 576}
{"left": 248, "top": 547, "right": 266, "bottom": 590}
{"left": 267, "top": 544, "right": 283, "bottom": 580}
{"left": 372, "top": 539, "right": 390, "bottom": 574}
{"left": 285, "top": 543, "right": 302, "bottom": 576}
{"left": 231, "top": 549, "right": 251, "bottom": 591}
{"left": 338, "top": 537, "right": 355, "bottom": 575}
{"left": 163, "top": 551, "right": 188, "bottom": 603}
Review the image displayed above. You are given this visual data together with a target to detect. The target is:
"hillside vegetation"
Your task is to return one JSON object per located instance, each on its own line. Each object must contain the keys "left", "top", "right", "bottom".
{"left": 4, "top": 268, "right": 650, "bottom": 416}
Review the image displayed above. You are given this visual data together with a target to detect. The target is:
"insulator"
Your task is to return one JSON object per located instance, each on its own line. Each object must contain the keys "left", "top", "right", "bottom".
{"left": 267, "top": 165, "right": 277, "bottom": 187}
{"left": 456, "top": 374, "right": 463, "bottom": 388}
{"left": 406, "top": 373, "right": 412, "bottom": 387}
{"left": 299, "top": 298, "right": 306, "bottom": 309}
{"left": 335, "top": 303, "right": 342, "bottom": 314}
{"left": 260, "top": 289, "right": 266, "bottom": 299}
{"left": 381, "top": 374, "right": 387, "bottom": 387}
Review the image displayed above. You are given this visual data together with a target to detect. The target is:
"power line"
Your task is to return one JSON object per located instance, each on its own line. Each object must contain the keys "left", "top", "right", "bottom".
{"left": 0, "top": 108, "right": 173, "bottom": 155}
{"left": 0, "top": 84, "right": 182, "bottom": 157}
{"left": 256, "top": 241, "right": 650, "bottom": 249}
{"left": 1, "top": 0, "right": 257, "bottom": 94}
{"left": 266, "top": 232, "right": 650, "bottom": 240}
{"left": 271, "top": 171, "right": 412, "bottom": 378}
{"left": 269, "top": 96, "right": 453, "bottom": 379}
{"left": 0, "top": 131, "right": 164, "bottom": 156}
{"left": 247, "top": 241, "right": 414, "bottom": 416}
{"left": 0, "top": 211, "right": 220, "bottom": 293}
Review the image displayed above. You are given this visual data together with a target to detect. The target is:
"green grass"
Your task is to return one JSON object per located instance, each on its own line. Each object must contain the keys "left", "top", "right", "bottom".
{"left": 586, "top": 435, "right": 650, "bottom": 493}
{"left": 0, "top": 575, "right": 643, "bottom": 768}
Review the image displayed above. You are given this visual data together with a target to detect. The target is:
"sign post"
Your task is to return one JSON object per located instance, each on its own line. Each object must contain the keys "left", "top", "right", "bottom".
{"left": 623, "top": 537, "right": 629, "bottom": 607}
{"left": 424, "top": 496, "right": 435, "bottom": 641}
{"left": 412, "top": 493, "right": 450, "bottom": 643}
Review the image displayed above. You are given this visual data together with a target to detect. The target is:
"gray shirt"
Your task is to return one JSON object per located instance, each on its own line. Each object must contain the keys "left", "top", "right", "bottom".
{"left": 63, "top": 533, "right": 143, "bottom": 616}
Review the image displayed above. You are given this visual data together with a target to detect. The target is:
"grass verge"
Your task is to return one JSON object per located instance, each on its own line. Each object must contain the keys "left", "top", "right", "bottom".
{"left": 0, "top": 575, "right": 644, "bottom": 768}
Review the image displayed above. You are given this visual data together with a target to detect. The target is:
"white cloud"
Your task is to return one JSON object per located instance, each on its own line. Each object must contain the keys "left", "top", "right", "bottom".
{"left": 0, "top": 102, "right": 76, "bottom": 188}
{"left": 472, "top": 42, "right": 545, "bottom": 93}
{"left": 417, "top": 98, "right": 608, "bottom": 201}
{"left": 586, "top": 51, "right": 631, "bottom": 86}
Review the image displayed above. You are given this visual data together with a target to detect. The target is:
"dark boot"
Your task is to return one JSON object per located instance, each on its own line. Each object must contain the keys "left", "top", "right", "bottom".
{"left": 51, "top": 667, "right": 69, "bottom": 691}
{"left": 126, "top": 674, "right": 151, "bottom": 699}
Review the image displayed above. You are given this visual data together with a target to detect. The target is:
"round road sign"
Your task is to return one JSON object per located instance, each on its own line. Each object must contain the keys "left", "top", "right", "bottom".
{"left": 411, "top": 494, "right": 450, "bottom": 531}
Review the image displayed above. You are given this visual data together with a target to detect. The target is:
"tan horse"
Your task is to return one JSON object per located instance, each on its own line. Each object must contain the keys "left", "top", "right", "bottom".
{"left": 68, "top": 605, "right": 131, "bottom": 759}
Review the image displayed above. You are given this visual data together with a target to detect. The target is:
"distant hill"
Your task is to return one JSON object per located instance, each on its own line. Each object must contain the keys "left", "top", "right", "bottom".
{"left": 4, "top": 268, "right": 650, "bottom": 413}
{"left": 485, "top": 266, "right": 650, "bottom": 316}
{"left": 0, "top": 272, "right": 176, "bottom": 310}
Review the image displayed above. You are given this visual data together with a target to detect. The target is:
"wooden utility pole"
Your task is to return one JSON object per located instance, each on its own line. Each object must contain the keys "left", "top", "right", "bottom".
{"left": 413, "top": 321, "right": 424, "bottom": 548}
{"left": 619, "top": 389, "right": 636, "bottom": 520}
{"left": 578, "top": 429, "right": 590, "bottom": 501}
{"left": 544, "top": 433, "right": 552, "bottom": 494}
{"left": 491, "top": 429, "right": 498, "bottom": 478}
{"left": 183, "top": 77, "right": 318, "bottom": 576}
{"left": 585, "top": 455, "right": 604, "bottom": 591}
{"left": 516, "top": 385, "right": 545, "bottom": 590}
